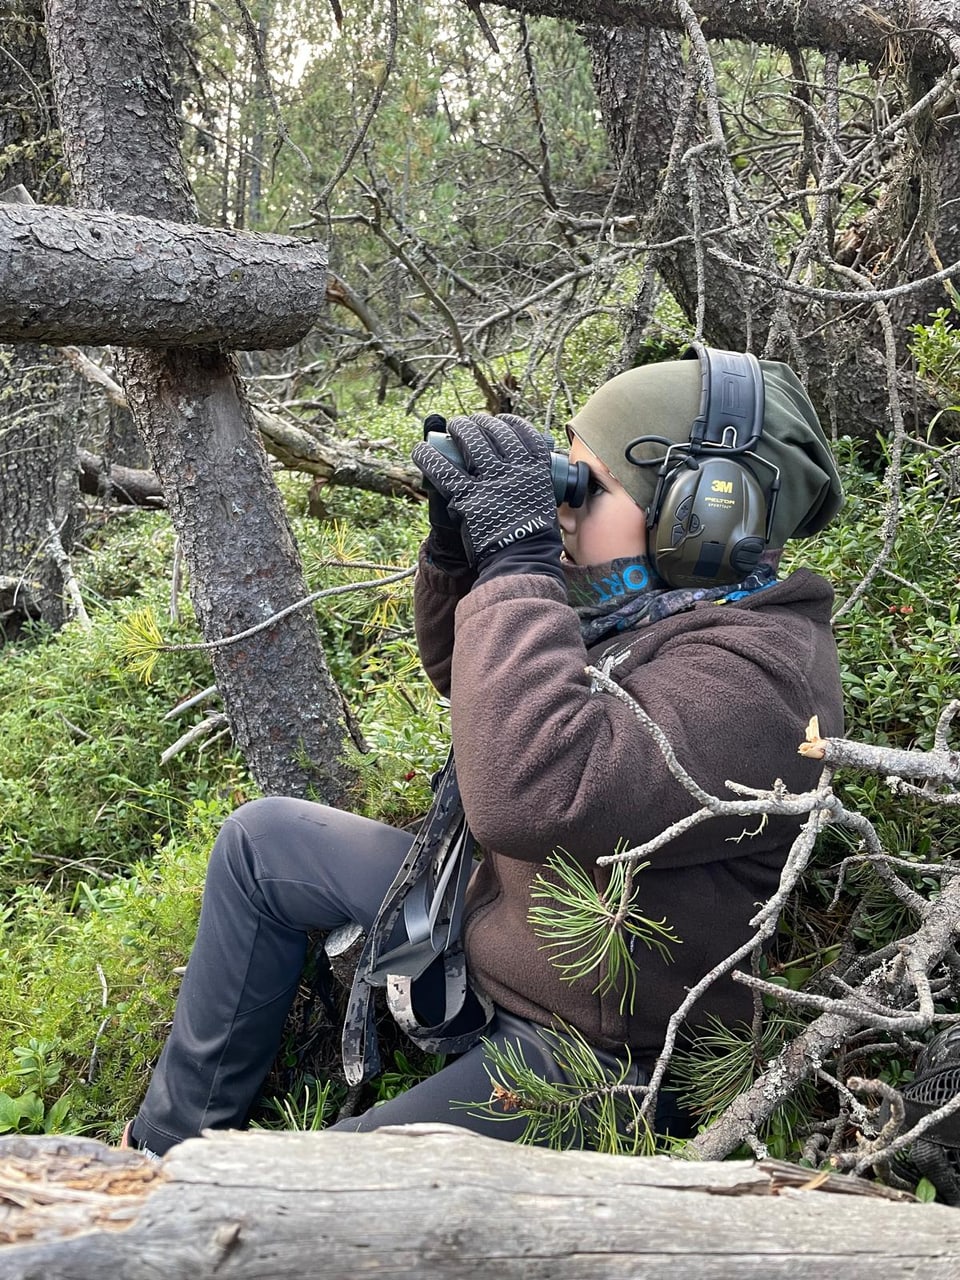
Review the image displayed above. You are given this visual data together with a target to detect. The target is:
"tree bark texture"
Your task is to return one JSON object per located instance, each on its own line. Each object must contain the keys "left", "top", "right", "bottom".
{"left": 892, "top": 109, "right": 960, "bottom": 337}
{"left": 41, "top": 0, "right": 353, "bottom": 802}
{"left": 1, "top": 1127, "right": 957, "bottom": 1279}
{"left": 481, "top": 1, "right": 960, "bottom": 77}
{"left": 0, "top": 346, "right": 76, "bottom": 634}
{"left": 0, "top": 2, "right": 59, "bottom": 205}
{"left": 0, "top": 6, "right": 77, "bottom": 633}
{"left": 0, "top": 203, "right": 328, "bottom": 349}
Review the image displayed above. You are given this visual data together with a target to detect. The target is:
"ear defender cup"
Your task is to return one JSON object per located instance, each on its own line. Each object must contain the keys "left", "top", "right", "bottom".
{"left": 648, "top": 451, "right": 770, "bottom": 589}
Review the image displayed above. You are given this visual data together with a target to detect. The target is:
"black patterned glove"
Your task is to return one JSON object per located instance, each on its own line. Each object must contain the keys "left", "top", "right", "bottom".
{"left": 412, "top": 414, "right": 559, "bottom": 568}
{"left": 417, "top": 414, "right": 471, "bottom": 574}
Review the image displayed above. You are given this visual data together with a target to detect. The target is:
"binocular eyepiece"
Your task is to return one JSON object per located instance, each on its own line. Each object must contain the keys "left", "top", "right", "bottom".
{"left": 423, "top": 417, "right": 588, "bottom": 509}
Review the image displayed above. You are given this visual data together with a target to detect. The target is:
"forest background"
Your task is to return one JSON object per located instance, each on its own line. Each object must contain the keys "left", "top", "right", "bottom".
{"left": 2, "top": 0, "right": 960, "bottom": 1197}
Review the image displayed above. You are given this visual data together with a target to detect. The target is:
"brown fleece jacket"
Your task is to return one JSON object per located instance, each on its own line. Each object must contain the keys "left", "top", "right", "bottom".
{"left": 414, "top": 548, "right": 844, "bottom": 1067}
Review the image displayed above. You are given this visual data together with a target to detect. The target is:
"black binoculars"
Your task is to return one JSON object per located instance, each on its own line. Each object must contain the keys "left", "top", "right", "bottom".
{"left": 423, "top": 417, "right": 588, "bottom": 509}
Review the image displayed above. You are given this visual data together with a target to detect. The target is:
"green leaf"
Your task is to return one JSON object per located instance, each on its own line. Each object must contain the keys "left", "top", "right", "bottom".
{"left": 0, "top": 1092, "right": 22, "bottom": 1132}
{"left": 915, "top": 1177, "right": 937, "bottom": 1203}
{"left": 43, "top": 1093, "right": 74, "bottom": 1134}
{"left": 0, "top": 1090, "right": 44, "bottom": 1133}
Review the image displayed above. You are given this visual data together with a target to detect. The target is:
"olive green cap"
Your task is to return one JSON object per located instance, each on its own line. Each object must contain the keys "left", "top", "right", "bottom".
{"left": 569, "top": 355, "right": 843, "bottom": 547}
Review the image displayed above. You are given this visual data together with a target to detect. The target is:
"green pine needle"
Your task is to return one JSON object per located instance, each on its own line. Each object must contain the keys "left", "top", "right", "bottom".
{"left": 669, "top": 1012, "right": 814, "bottom": 1147}
{"left": 117, "top": 607, "right": 166, "bottom": 683}
{"left": 529, "top": 847, "right": 679, "bottom": 1016}
{"left": 455, "top": 1023, "right": 655, "bottom": 1155}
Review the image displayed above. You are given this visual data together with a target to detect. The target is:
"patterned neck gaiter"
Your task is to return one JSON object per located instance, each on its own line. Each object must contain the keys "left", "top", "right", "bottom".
{"left": 564, "top": 551, "right": 781, "bottom": 646}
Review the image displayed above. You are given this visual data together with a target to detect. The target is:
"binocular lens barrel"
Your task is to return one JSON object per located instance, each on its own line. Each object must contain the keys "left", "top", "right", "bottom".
{"left": 425, "top": 431, "right": 588, "bottom": 508}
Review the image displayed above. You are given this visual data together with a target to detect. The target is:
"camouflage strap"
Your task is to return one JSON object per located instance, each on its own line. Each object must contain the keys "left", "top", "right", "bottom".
{"left": 341, "top": 750, "right": 492, "bottom": 1085}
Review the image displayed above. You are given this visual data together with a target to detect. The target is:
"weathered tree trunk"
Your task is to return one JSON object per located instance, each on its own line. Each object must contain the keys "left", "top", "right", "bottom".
{"left": 584, "top": 24, "right": 779, "bottom": 352}
{"left": 892, "top": 105, "right": 960, "bottom": 339}
{"left": 0, "top": 203, "right": 329, "bottom": 349}
{"left": 0, "top": 346, "right": 77, "bottom": 634}
{"left": 0, "top": 8, "right": 77, "bottom": 635}
{"left": 158, "top": 0, "right": 194, "bottom": 115}
{"left": 41, "top": 0, "right": 354, "bottom": 800}
{"left": 1, "top": 1127, "right": 956, "bottom": 1279}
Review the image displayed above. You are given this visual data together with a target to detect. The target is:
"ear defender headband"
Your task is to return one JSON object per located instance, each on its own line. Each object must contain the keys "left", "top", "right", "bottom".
{"left": 624, "top": 345, "right": 781, "bottom": 589}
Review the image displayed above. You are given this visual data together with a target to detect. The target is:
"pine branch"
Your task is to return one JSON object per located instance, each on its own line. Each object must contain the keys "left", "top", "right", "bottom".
{"left": 528, "top": 849, "right": 679, "bottom": 1015}
{"left": 582, "top": 669, "right": 960, "bottom": 1157}
{"left": 460, "top": 1025, "right": 655, "bottom": 1156}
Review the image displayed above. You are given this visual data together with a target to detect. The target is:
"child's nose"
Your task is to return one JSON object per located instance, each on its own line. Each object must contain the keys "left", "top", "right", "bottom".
{"left": 557, "top": 504, "right": 577, "bottom": 534}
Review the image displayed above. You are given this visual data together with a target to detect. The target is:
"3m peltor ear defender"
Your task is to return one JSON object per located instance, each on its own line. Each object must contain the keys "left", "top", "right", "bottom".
{"left": 625, "top": 345, "right": 781, "bottom": 589}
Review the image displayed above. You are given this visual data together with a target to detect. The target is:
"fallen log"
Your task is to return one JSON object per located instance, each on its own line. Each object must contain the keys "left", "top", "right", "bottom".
{"left": 0, "top": 203, "right": 327, "bottom": 350}
{"left": 77, "top": 422, "right": 424, "bottom": 506}
{"left": 78, "top": 449, "right": 164, "bottom": 505}
{"left": 61, "top": 349, "right": 423, "bottom": 503}
{"left": 252, "top": 407, "right": 424, "bottom": 501}
{"left": 1, "top": 1124, "right": 958, "bottom": 1279}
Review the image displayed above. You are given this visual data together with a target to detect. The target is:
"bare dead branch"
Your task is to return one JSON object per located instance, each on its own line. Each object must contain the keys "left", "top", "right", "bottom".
{"left": 840, "top": 1077, "right": 960, "bottom": 1177}
{"left": 688, "top": 872, "right": 960, "bottom": 1161}
{"left": 160, "top": 713, "right": 231, "bottom": 765}
{"left": 313, "top": 0, "right": 398, "bottom": 208}
{"left": 731, "top": 970, "right": 945, "bottom": 1033}
{"left": 156, "top": 565, "right": 415, "bottom": 657}
{"left": 44, "top": 520, "right": 91, "bottom": 630}
{"left": 799, "top": 715, "right": 960, "bottom": 788}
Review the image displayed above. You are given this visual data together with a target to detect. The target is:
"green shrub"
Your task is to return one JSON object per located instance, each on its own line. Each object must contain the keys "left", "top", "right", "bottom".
{"left": 0, "top": 591, "right": 250, "bottom": 892}
{"left": 782, "top": 434, "right": 960, "bottom": 755}
{"left": 0, "top": 481, "right": 452, "bottom": 1136}
{"left": 0, "top": 795, "right": 225, "bottom": 1138}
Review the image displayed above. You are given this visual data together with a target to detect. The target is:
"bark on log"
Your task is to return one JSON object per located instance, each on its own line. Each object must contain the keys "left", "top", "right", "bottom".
{"left": 78, "top": 428, "right": 425, "bottom": 506}
{"left": 1, "top": 1126, "right": 957, "bottom": 1279}
{"left": 77, "top": 449, "right": 164, "bottom": 505}
{"left": 0, "top": 203, "right": 327, "bottom": 350}
{"left": 478, "top": 0, "right": 960, "bottom": 75}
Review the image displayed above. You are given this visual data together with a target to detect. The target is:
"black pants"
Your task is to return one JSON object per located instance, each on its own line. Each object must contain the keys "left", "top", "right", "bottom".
{"left": 134, "top": 797, "right": 685, "bottom": 1156}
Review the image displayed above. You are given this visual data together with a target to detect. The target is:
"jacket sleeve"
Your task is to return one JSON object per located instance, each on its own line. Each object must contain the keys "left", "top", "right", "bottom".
{"left": 413, "top": 542, "right": 476, "bottom": 697}
{"left": 448, "top": 571, "right": 842, "bottom": 868}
